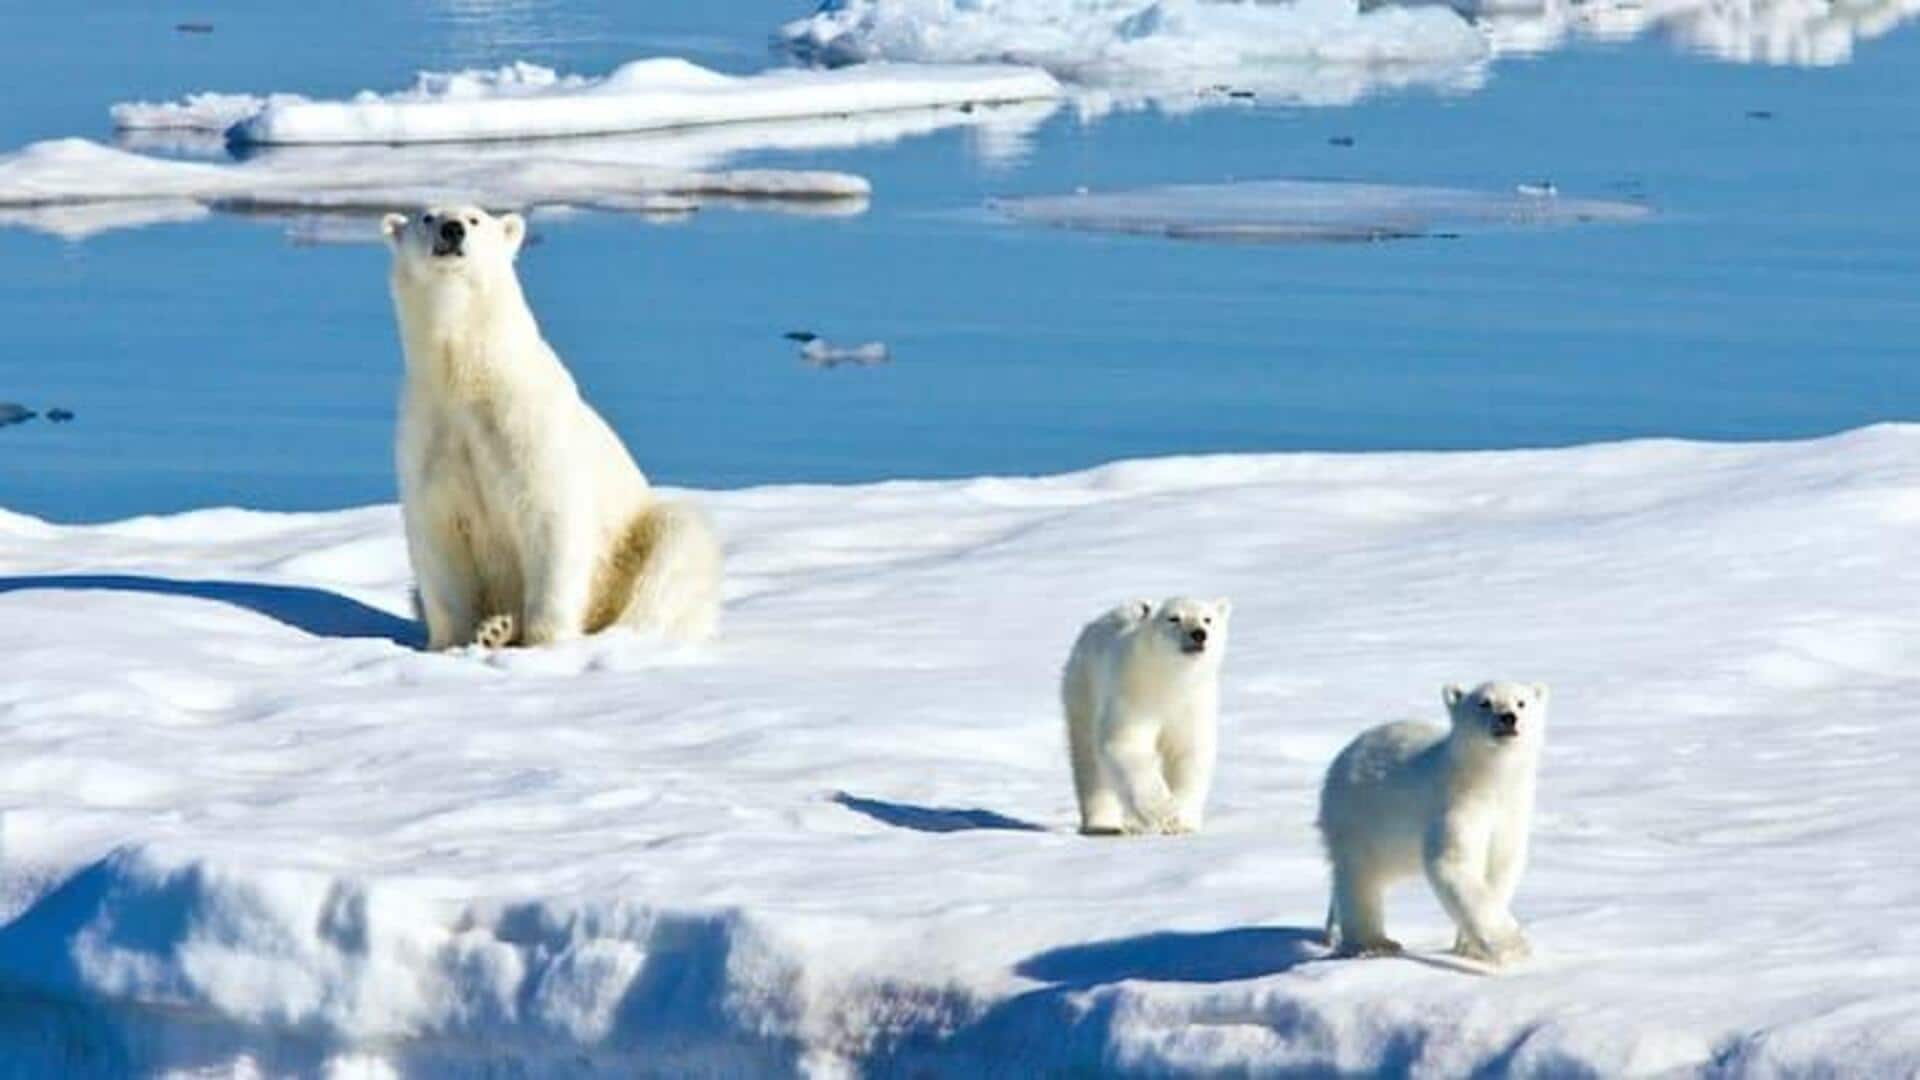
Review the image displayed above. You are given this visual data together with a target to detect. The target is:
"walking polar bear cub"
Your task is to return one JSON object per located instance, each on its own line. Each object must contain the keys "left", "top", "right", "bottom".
{"left": 1318, "top": 680, "right": 1547, "bottom": 966}
{"left": 382, "top": 205, "right": 722, "bottom": 649}
{"left": 1062, "top": 597, "right": 1231, "bottom": 835}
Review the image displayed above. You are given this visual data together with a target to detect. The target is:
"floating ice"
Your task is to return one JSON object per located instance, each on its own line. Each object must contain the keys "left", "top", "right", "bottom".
{"left": 992, "top": 179, "right": 1651, "bottom": 243}
{"left": 207, "top": 57, "right": 1059, "bottom": 145}
{"left": 2, "top": 428, "right": 1920, "bottom": 1072}
{"left": 785, "top": 331, "right": 893, "bottom": 368}
{"left": 0, "top": 137, "right": 871, "bottom": 241}
{"left": 781, "top": 0, "right": 1489, "bottom": 108}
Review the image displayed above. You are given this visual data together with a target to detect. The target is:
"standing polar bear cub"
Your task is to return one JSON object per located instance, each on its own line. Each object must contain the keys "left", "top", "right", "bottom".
{"left": 383, "top": 205, "right": 722, "bottom": 649}
{"left": 1318, "top": 680, "right": 1547, "bottom": 966}
{"left": 1062, "top": 597, "right": 1231, "bottom": 835}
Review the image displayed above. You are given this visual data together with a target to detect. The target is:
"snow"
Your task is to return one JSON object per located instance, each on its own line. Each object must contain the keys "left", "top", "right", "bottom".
{"left": 993, "top": 179, "right": 1651, "bottom": 243}
{"left": 781, "top": 0, "right": 1488, "bottom": 108}
{"left": 209, "top": 57, "right": 1059, "bottom": 145}
{"left": 4, "top": 427, "right": 1920, "bottom": 1074}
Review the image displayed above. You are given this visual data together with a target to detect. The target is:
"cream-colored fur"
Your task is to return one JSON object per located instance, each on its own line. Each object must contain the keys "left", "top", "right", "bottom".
{"left": 1317, "top": 680, "right": 1547, "bottom": 966}
{"left": 1061, "top": 596, "right": 1231, "bottom": 835}
{"left": 383, "top": 205, "right": 721, "bottom": 650}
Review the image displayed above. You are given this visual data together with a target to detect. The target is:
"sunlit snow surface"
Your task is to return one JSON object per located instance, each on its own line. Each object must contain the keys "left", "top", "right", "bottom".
{"left": 993, "top": 179, "right": 1651, "bottom": 242}
{"left": 3, "top": 429, "right": 1919, "bottom": 1074}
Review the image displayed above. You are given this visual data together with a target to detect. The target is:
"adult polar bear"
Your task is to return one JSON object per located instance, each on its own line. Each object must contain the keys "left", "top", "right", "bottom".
{"left": 382, "top": 205, "right": 721, "bottom": 649}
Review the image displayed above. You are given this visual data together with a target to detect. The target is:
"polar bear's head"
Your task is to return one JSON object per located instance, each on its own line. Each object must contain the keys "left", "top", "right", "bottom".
{"left": 381, "top": 204, "right": 526, "bottom": 282}
{"left": 1444, "top": 681, "right": 1548, "bottom": 747}
{"left": 1135, "top": 596, "right": 1231, "bottom": 661}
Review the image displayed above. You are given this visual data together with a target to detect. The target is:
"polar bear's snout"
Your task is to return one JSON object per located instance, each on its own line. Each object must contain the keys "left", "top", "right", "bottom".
{"left": 1182, "top": 626, "right": 1210, "bottom": 654}
{"left": 434, "top": 218, "right": 464, "bottom": 256}
{"left": 1491, "top": 708, "right": 1521, "bottom": 737}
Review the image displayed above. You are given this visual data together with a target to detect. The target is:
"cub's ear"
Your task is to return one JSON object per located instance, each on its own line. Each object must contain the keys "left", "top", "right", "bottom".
{"left": 1442, "top": 683, "right": 1465, "bottom": 708}
{"left": 381, "top": 213, "right": 407, "bottom": 248}
{"left": 500, "top": 212, "right": 527, "bottom": 255}
{"left": 1211, "top": 597, "right": 1232, "bottom": 621}
{"left": 1125, "top": 598, "right": 1153, "bottom": 621}
{"left": 1531, "top": 682, "right": 1550, "bottom": 703}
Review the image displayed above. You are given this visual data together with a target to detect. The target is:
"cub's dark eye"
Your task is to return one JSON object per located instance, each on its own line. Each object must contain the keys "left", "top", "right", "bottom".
{"left": 468, "top": 217, "right": 478, "bottom": 226}
{"left": 1480, "top": 699, "right": 1493, "bottom": 710}
{"left": 1166, "top": 615, "right": 1179, "bottom": 623}
{"left": 422, "top": 213, "right": 435, "bottom": 223}
{"left": 1517, "top": 700, "right": 1527, "bottom": 709}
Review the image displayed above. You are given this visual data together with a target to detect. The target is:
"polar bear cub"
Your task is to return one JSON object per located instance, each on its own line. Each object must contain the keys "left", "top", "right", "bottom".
{"left": 1318, "top": 680, "right": 1547, "bottom": 965}
{"left": 1062, "top": 597, "right": 1232, "bottom": 835}
{"left": 382, "top": 205, "right": 722, "bottom": 649}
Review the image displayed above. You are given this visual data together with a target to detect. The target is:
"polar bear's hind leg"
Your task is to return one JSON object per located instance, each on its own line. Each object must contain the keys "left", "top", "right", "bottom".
{"left": 589, "top": 499, "right": 723, "bottom": 642}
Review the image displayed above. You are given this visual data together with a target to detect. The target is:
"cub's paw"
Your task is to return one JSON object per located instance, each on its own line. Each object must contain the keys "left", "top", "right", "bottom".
{"left": 1337, "top": 937, "right": 1404, "bottom": 959}
{"left": 474, "top": 614, "right": 517, "bottom": 650}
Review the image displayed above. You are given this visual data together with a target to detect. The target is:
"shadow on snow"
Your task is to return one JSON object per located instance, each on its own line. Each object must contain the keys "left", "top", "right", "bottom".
{"left": 0, "top": 573, "right": 421, "bottom": 647}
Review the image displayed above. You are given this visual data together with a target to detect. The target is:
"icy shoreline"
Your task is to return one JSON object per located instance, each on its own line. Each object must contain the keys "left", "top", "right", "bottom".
{"left": 2, "top": 429, "right": 1918, "bottom": 1074}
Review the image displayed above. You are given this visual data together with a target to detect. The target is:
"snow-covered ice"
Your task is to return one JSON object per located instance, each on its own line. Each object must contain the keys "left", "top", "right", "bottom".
{"left": 993, "top": 179, "right": 1651, "bottom": 243}
{"left": 781, "top": 0, "right": 1489, "bottom": 108}
{"left": 777, "top": 0, "right": 1920, "bottom": 107}
{"left": 3, "top": 427, "right": 1919, "bottom": 1074}
{"left": 0, "top": 137, "right": 871, "bottom": 241}
{"left": 210, "top": 58, "right": 1059, "bottom": 145}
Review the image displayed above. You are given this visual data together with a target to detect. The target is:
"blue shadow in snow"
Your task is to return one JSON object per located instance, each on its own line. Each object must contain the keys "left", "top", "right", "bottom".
{"left": 831, "top": 792, "right": 1047, "bottom": 834}
{"left": 1017, "top": 925, "right": 1326, "bottom": 987}
{"left": 0, "top": 573, "right": 422, "bottom": 647}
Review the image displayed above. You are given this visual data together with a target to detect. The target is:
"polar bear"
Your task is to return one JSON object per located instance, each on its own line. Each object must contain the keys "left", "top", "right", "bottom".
{"left": 382, "top": 205, "right": 722, "bottom": 650}
{"left": 1062, "top": 596, "right": 1231, "bottom": 835}
{"left": 1317, "top": 680, "right": 1547, "bottom": 965}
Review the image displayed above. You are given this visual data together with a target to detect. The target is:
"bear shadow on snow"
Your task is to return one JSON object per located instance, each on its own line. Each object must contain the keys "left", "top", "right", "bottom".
{"left": 830, "top": 792, "right": 1047, "bottom": 834}
{"left": 0, "top": 574, "right": 423, "bottom": 647}
{"left": 1016, "top": 926, "right": 1325, "bottom": 987}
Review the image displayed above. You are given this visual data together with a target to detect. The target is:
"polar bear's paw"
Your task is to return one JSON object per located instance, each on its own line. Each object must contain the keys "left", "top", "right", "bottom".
{"left": 474, "top": 613, "right": 517, "bottom": 650}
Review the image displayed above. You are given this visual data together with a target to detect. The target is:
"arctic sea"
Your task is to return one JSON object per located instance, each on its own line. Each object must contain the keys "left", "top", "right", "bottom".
{"left": 0, "top": 0, "right": 1915, "bottom": 521}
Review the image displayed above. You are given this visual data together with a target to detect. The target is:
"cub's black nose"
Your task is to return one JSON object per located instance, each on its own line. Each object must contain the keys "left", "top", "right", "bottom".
{"left": 1492, "top": 711, "right": 1519, "bottom": 736}
{"left": 439, "top": 219, "right": 465, "bottom": 243}
{"left": 1189, "top": 627, "right": 1207, "bottom": 647}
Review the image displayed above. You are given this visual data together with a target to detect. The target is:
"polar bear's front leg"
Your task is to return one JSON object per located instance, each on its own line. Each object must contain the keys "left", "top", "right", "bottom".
{"left": 1426, "top": 819, "right": 1530, "bottom": 965}
{"left": 1099, "top": 724, "right": 1179, "bottom": 834}
{"left": 517, "top": 483, "right": 597, "bottom": 647}
{"left": 1160, "top": 720, "right": 1216, "bottom": 834}
{"left": 406, "top": 507, "right": 484, "bottom": 651}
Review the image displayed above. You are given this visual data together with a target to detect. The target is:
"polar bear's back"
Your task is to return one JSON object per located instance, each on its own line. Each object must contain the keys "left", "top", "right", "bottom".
{"left": 1317, "top": 720, "right": 1448, "bottom": 872}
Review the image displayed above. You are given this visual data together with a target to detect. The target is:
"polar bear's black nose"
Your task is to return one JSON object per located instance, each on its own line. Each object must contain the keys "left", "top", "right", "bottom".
{"left": 1189, "top": 627, "right": 1208, "bottom": 647}
{"left": 1492, "top": 711, "right": 1519, "bottom": 736}
{"left": 439, "top": 219, "right": 465, "bottom": 244}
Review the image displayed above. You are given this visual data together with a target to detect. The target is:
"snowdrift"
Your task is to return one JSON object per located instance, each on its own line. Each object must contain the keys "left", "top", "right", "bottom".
{"left": 3, "top": 430, "right": 1919, "bottom": 1074}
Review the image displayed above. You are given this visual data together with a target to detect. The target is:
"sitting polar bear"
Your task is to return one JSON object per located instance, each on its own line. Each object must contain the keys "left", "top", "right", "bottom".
{"left": 382, "top": 205, "right": 722, "bottom": 649}
{"left": 1062, "top": 597, "right": 1232, "bottom": 835}
{"left": 1317, "top": 680, "right": 1548, "bottom": 966}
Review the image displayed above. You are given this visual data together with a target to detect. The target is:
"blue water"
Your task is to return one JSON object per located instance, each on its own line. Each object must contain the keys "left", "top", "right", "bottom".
{"left": 1, "top": 2, "right": 1916, "bottom": 522}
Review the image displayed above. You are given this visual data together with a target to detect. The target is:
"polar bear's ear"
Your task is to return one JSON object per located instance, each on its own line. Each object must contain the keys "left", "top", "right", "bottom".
{"left": 381, "top": 213, "right": 407, "bottom": 248}
{"left": 1126, "top": 598, "right": 1153, "bottom": 621}
{"left": 500, "top": 212, "right": 527, "bottom": 256}
{"left": 1531, "top": 682, "right": 1550, "bottom": 703}
{"left": 1442, "top": 683, "right": 1465, "bottom": 708}
{"left": 1211, "top": 597, "right": 1232, "bottom": 621}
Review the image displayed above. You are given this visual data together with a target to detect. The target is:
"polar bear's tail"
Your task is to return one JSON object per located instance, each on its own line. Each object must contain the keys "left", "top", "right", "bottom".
{"left": 601, "top": 498, "right": 724, "bottom": 642}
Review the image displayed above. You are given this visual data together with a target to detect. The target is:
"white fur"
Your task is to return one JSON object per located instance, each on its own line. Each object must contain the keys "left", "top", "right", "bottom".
{"left": 383, "top": 205, "right": 722, "bottom": 650}
{"left": 1061, "top": 596, "right": 1231, "bottom": 835}
{"left": 1317, "top": 680, "right": 1548, "bottom": 966}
